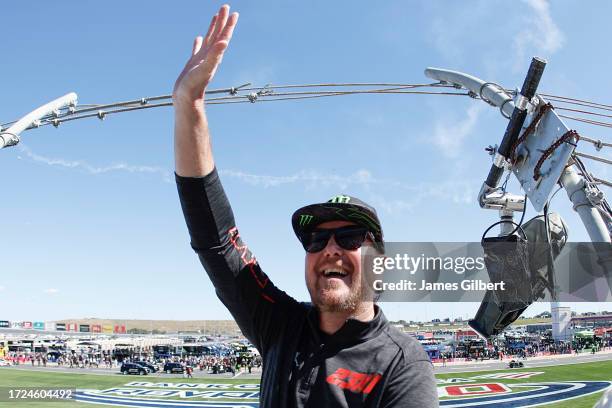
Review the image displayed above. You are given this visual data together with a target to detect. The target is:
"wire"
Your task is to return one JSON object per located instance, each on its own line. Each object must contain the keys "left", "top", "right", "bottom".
{"left": 549, "top": 185, "right": 564, "bottom": 204}
{"left": 543, "top": 96, "right": 612, "bottom": 113}
{"left": 5, "top": 84, "right": 473, "bottom": 131}
{"left": 592, "top": 176, "right": 612, "bottom": 188}
{"left": 540, "top": 93, "right": 612, "bottom": 111}
{"left": 558, "top": 114, "right": 612, "bottom": 128}
{"left": 578, "top": 135, "right": 612, "bottom": 150}
{"left": 543, "top": 202, "right": 557, "bottom": 299}
{"left": 508, "top": 194, "right": 528, "bottom": 237}
{"left": 554, "top": 106, "right": 612, "bottom": 120}
{"left": 573, "top": 156, "right": 612, "bottom": 217}
{"left": 574, "top": 151, "right": 612, "bottom": 166}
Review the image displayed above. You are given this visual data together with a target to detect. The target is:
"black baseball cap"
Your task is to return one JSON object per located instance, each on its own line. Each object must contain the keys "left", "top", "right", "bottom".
{"left": 291, "top": 194, "right": 384, "bottom": 252}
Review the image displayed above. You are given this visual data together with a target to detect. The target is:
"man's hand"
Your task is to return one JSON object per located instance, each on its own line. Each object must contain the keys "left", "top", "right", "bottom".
{"left": 173, "top": 4, "right": 239, "bottom": 106}
{"left": 173, "top": 4, "right": 238, "bottom": 178}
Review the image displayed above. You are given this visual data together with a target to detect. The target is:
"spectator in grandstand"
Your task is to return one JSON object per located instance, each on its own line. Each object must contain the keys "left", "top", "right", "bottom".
{"left": 173, "top": 5, "right": 437, "bottom": 407}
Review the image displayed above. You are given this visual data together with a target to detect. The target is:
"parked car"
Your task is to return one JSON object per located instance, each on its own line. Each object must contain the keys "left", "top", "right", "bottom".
{"left": 133, "top": 361, "right": 158, "bottom": 373}
{"left": 508, "top": 360, "right": 524, "bottom": 368}
{"left": 120, "top": 362, "right": 149, "bottom": 375}
{"left": 163, "top": 362, "right": 184, "bottom": 374}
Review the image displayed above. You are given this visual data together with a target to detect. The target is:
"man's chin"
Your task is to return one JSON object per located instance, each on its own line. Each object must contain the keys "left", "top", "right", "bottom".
{"left": 315, "top": 290, "right": 357, "bottom": 313}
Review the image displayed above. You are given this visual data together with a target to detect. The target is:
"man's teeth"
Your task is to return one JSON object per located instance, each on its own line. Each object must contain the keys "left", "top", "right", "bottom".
{"left": 322, "top": 269, "right": 347, "bottom": 277}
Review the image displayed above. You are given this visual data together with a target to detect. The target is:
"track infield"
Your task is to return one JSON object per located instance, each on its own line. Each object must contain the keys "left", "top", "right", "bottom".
{"left": 0, "top": 360, "right": 610, "bottom": 407}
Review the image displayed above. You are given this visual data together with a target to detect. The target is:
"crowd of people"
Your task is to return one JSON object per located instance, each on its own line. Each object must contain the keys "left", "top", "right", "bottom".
{"left": 432, "top": 334, "right": 612, "bottom": 363}
{"left": 3, "top": 348, "right": 263, "bottom": 375}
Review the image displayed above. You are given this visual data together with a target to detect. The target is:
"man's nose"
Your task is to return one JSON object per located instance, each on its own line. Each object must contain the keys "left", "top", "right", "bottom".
{"left": 322, "top": 235, "right": 343, "bottom": 257}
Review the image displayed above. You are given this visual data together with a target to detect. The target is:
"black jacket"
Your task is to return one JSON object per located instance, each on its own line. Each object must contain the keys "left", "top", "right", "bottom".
{"left": 176, "top": 168, "right": 438, "bottom": 407}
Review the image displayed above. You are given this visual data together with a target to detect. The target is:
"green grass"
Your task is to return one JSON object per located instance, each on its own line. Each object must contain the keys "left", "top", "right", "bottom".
{"left": 0, "top": 369, "right": 258, "bottom": 407}
{"left": 0, "top": 360, "right": 610, "bottom": 407}
{"left": 436, "top": 360, "right": 612, "bottom": 407}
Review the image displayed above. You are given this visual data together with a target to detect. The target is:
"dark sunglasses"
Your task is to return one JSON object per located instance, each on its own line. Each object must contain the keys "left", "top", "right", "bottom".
{"left": 299, "top": 225, "right": 373, "bottom": 253}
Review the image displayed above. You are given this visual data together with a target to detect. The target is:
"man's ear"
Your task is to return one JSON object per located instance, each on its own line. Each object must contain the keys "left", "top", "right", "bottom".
{"left": 361, "top": 245, "right": 386, "bottom": 295}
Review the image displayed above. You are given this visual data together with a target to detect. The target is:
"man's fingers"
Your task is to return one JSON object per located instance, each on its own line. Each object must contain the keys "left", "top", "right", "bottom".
{"left": 191, "top": 36, "right": 203, "bottom": 56}
{"left": 203, "top": 14, "right": 217, "bottom": 47}
{"left": 218, "top": 12, "right": 238, "bottom": 44}
{"left": 211, "top": 4, "right": 230, "bottom": 43}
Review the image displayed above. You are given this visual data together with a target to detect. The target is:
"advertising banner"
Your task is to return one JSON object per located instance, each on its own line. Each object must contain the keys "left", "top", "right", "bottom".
{"left": 102, "top": 325, "right": 113, "bottom": 333}
{"left": 33, "top": 322, "right": 45, "bottom": 330}
{"left": 55, "top": 323, "right": 66, "bottom": 331}
{"left": 0, "top": 321, "right": 9, "bottom": 328}
{"left": 92, "top": 324, "right": 101, "bottom": 333}
{"left": 22, "top": 321, "right": 32, "bottom": 329}
{"left": 79, "top": 324, "right": 91, "bottom": 333}
{"left": 45, "top": 322, "right": 56, "bottom": 331}
{"left": 113, "top": 325, "right": 126, "bottom": 334}
{"left": 67, "top": 323, "right": 78, "bottom": 332}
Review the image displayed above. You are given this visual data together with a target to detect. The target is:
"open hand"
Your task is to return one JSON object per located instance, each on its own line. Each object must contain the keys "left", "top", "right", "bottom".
{"left": 173, "top": 4, "right": 239, "bottom": 106}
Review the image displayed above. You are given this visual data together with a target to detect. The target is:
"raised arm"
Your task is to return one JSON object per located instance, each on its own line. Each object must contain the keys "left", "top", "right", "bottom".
{"left": 172, "top": 6, "right": 303, "bottom": 352}
{"left": 173, "top": 4, "right": 238, "bottom": 177}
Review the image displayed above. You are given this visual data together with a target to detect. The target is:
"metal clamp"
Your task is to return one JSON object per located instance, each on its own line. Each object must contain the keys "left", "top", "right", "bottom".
{"left": 0, "top": 132, "right": 20, "bottom": 148}
{"left": 514, "top": 93, "right": 530, "bottom": 110}
{"left": 479, "top": 186, "right": 526, "bottom": 211}
{"left": 499, "top": 98, "right": 513, "bottom": 119}
{"left": 493, "top": 152, "right": 509, "bottom": 168}
{"left": 585, "top": 183, "right": 604, "bottom": 207}
{"left": 247, "top": 84, "right": 273, "bottom": 103}
{"left": 479, "top": 82, "right": 506, "bottom": 107}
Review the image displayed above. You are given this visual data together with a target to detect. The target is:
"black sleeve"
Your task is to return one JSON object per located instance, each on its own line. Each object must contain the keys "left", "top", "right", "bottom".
{"left": 175, "top": 168, "right": 301, "bottom": 353}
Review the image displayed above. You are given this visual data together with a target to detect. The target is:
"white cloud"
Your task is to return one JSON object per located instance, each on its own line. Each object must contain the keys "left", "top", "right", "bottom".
{"left": 427, "top": 0, "right": 564, "bottom": 73}
{"left": 220, "top": 168, "right": 477, "bottom": 215}
{"left": 369, "top": 178, "right": 477, "bottom": 215}
{"left": 17, "top": 146, "right": 475, "bottom": 214}
{"left": 430, "top": 104, "right": 483, "bottom": 158}
{"left": 219, "top": 168, "right": 376, "bottom": 190}
{"left": 18, "top": 145, "right": 173, "bottom": 183}
{"left": 44, "top": 288, "right": 59, "bottom": 294}
{"left": 514, "top": 0, "right": 564, "bottom": 69}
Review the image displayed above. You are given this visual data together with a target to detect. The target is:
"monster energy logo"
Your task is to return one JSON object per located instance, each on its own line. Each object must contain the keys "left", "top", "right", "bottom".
{"left": 329, "top": 195, "right": 351, "bottom": 204}
{"left": 299, "top": 214, "right": 314, "bottom": 226}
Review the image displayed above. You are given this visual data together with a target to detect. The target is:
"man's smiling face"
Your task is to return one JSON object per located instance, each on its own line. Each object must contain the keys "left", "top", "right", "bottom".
{"left": 304, "top": 220, "right": 369, "bottom": 313}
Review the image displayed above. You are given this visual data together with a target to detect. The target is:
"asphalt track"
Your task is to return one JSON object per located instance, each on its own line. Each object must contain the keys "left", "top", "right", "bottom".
{"left": 434, "top": 351, "right": 612, "bottom": 374}
{"left": 1, "top": 364, "right": 263, "bottom": 379}
{"left": 2, "top": 351, "right": 611, "bottom": 378}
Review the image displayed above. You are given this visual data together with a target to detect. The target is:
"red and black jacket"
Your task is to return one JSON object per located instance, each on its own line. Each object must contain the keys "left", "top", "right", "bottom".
{"left": 176, "top": 168, "right": 438, "bottom": 408}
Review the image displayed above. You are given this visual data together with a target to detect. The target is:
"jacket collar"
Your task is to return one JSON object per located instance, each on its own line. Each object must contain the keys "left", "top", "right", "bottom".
{"left": 306, "top": 304, "right": 388, "bottom": 346}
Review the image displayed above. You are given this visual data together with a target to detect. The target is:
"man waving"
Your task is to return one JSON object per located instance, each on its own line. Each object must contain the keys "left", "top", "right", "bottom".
{"left": 173, "top": 4, "right": 438, "bottom": 407}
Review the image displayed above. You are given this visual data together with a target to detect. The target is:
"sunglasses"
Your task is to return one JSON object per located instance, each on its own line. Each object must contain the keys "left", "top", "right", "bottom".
{"left": 299, "top": 225, "right": 373, "bottom": 253}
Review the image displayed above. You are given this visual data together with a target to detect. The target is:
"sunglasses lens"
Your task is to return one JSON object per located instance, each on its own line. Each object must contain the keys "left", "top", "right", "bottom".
{"left": 336, "top": 227, "right": 368, "bottom": 250}
{"left": 301, "top": 226, "right": 368, "bottom": 252}
{"left": 301, "top": 230, "right": 331, "bottom": 253}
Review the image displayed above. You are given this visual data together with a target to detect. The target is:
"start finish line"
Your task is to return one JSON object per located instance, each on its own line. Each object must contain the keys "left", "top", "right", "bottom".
{"left": 72, "top": 378, "right": 612, "bottom": 408}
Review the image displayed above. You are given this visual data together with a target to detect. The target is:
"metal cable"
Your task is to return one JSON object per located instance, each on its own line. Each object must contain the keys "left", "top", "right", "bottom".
{"left": 554, "top": 106, "right": 612, "bottom": 120}
{"left": 593, "top": 176, "right": 612, "bottom": 188}
{"left": 574, "top": 151, "right": 612, "bottom": 166}
{"left": 558, "top": 114, "right": 612, "bottom": 128}
{"left": 22, "top": 88, "right": 473, "bottom": 130}
{"left": 540, "top": 93, "right": 612, "bottom": 111}
{"left": 543, "top": 96, "right": 612, "bottom": 113}
{"left": 0, "top": 82, "right": 453, "bottom": 129}
{"left": 578, "top": 135, "right": 612, "bottom": 150}
{"left": 573, "top": 156, "right": 612, "bottom": 217}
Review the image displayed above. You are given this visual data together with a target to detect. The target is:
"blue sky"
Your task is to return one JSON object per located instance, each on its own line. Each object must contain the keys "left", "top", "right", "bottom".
{"left": 1, "top": 0, "right": 610, "bottom": 323}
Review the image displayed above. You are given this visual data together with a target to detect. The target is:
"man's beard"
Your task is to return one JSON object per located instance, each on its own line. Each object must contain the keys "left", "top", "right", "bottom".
{"left": 313, "top": 276, "right": 368, "bottom": 313}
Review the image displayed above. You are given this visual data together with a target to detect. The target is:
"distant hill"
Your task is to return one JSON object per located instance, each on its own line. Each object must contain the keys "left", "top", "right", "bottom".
{"left": 54, "top": 318, "right": 240, "bottom": 335}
